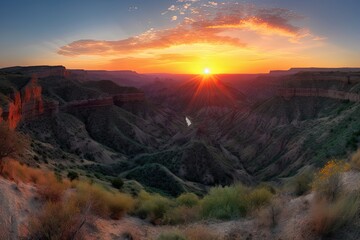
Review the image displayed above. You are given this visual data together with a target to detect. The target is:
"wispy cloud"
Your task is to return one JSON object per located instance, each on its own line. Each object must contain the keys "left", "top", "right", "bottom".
{"left": 58, "top": 1, "right": 323, "bottom": 61}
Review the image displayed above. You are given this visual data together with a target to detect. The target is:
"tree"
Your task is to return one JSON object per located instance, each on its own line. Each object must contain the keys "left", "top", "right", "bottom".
{"left": 67, "top": 171, "right": 79, "bottom": 181}
{"left": 111, "top": 177, "right": 124, "bottom": 190}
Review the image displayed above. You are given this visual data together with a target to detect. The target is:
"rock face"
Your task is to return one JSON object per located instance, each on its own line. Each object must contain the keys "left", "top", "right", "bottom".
{"left": 2, "top": 76, "right": 44, "bottom": 129}
{"left": 277, "top": 88, "right": 360, "bottom": 102}
{"left": 1, "top": 65, "right": 69, "bottom": 79}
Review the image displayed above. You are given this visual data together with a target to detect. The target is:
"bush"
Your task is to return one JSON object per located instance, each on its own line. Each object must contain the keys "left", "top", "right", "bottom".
{"left": 247, "top": 187, "right": 273, "bottom": 210}
{"left": 201, "top": 185, "right": 249, "bottom": 220}
{"left": 111, "top": 177, "right": 124, "bottom": 189}
{"left": 290, "top": 168, "right": 314, "bottom": 196}
{"left": 28, "top": 200, "right": 85, "bottom": 240}
{"left": 74, "top": 182, "right": 135, "bottom": 219}
{"left": 163, "top": 206, "right": 200, "bottom": 224}
{"left": 176, "top": 193, "right": 199, "bottom": 207}
{"left": 37, "top": 177, "right": 67, "bottom": 202}
{"left": 309, "top": 194, "right": 360, "bottom": 236}
{"left": 135, "top": 191, "right": 175, "bottom": 224}
{"left": 157, "top": 232, "right": 187, "bottom": 240}
{"left": 312, "top": 160, "right": 349, "bottom": 201}
{"left": 67, "top": 171, "right": 79, "bottom": 181}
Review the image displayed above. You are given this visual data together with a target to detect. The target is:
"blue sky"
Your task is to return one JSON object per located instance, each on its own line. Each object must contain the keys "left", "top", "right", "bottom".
{"left": 0, "top": 0, "right": 359, "bottom": 73}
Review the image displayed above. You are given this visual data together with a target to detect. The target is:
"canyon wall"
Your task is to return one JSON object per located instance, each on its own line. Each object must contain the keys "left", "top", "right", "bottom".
{"left": 277, "top": 88, "right": 360, "bottom": 102}
{"left": 1, "top": 76, "right": 46, "bottom": 129}
{"left": 62, "top": 93, "right": 145, "bottom": 111}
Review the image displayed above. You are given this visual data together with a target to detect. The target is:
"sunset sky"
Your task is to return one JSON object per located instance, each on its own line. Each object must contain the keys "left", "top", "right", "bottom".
{"left": 1, "top": 0, "right": 359, "bottom": 74}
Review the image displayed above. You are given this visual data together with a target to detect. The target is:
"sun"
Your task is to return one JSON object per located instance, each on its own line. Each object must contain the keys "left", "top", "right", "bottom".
{"left": 203, "top": 68, "right": 211, "bottom": 75}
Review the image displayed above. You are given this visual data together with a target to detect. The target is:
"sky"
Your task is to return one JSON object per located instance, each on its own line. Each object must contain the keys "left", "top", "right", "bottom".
{"left": 0, "top": 0, "right": 360, "bottom": 74}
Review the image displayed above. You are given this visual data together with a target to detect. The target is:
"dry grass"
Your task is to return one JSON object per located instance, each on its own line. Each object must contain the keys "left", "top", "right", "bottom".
{"left": 164, "top": 206, "right": 200, "bottom": 224}
{"left": 309, "top": 194, "right": 360, "bottom": 236}
{"left": 1, "top": 160, "right": 69, "bottom": 202}
{"left": 74, "top": 181, "right": 135, "bottom": 219}
{"left": 28, "top": 199, "right": 85, "bottom": 240}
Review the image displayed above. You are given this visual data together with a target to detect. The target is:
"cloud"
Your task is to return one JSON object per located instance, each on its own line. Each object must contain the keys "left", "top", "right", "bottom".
{"left": 58, "top": 2, "right": 319, "bottom": 57}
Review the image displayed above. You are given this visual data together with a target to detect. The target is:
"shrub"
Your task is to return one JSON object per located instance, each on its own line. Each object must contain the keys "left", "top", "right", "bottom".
{"left": 312, "top": 160, "right": 349, "bottom": 201}
{"left": 111, "top": 177, "right": 124, "bottom": 189}
{"left": 67, "top": 171, "right": 79, "bottom": 181}
{"left": 28, "top": 200, "right": 85, "bottom": 240}
{"left": 290, "top": 168, "right": 314, "bottom": 196}
{"left": 350, "top": 150, "right": 360, "bottom": 171}
{"left": 201, "top": 185, "right": 249, "bottom": 220}
{"left": 247, "top": 187, "right": 273, "bottom": 210}
{"left": 163, "top": 206, "right": 200, "bottom": 224}
{"left": 37, "top": 177, "right": 67, "bottom": 202}
{"left": 309, "top": 194, "right": 360, "bottom": 236}
{"left": 135, "top": 190, "right": 175, "bottom": 224}
{"left": 176, "top": 193, "right": 200, "bottom": 207}
{"left": 157, "top": 232, "right": 187, "bottom": 240}
{"left": 74, "top": 181, "right": 135, "bottom": 219}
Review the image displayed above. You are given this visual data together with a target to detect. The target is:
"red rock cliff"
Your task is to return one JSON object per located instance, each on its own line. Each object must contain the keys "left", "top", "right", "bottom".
{"left": 3, "top": 76, "right": 44, "bottom": 129}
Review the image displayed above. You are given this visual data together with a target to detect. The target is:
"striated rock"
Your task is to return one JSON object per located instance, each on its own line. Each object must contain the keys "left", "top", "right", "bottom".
{"left": 1, "top": 65, "right": 69, "bottom": 79}
{"left": 277, "top": 88, "right": 360, "bottom": 102}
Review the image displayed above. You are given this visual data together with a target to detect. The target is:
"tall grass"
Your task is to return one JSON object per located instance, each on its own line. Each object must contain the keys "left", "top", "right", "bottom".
{"left": 28, "top": 199, "right": 85, "bottom": 240}
{"left": 74, "top": 181, "right": 135, "bottom": 219}
{"left": 310, "top": 194, "right": 360, "bottom": 236}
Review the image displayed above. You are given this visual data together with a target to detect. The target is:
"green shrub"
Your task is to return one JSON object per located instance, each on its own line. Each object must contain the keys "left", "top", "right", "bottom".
{"left": 67, "top": 171, "right": 79, "bottom": 181}
{"left": 111, "top": 177, "right": 124, "bottom": 189}
{"left": 135, "top": 191, "right": 175, "bottom": 224}
{"left": 201, "top": 185, "right": 249, "bottom": 220}
{"left": 176, "top": 193, "right": 200, "bottom": 207}
{"left": 157, "top": 232, "right": 187, "bottom": 240}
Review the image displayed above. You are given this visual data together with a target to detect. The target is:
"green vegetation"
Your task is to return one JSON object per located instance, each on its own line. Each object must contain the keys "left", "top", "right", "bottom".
{"left": 201, "top": 185, "right": 273, "bottom": 220}
{"left": 67, "top": 171, "right": 79, "bottom": 181}
{"left": 124, "top": 163, "right": 186, "bottom": 196}
{"left": 176, "top": 193, "right": 200, "bottom": 207}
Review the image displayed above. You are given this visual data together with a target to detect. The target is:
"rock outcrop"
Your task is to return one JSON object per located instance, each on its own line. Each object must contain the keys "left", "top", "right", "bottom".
{"left": 2, "top": 76, "right": 45, "bottom": 129}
